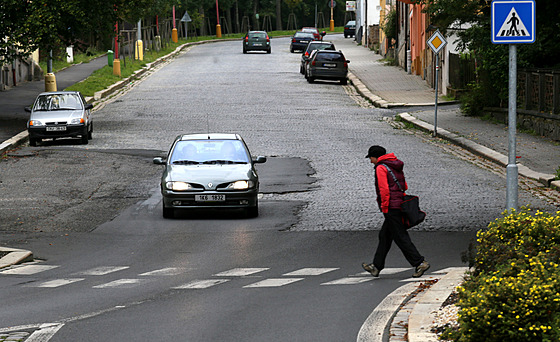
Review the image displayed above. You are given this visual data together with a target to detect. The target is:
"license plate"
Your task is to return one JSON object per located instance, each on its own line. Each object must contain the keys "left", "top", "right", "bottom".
{"left": 254, "top": 43, "right": 263, "bottom": 46}
{"left": 300, "top": 41, "right": 308, "bottom": 43}
{"left": 195, "top": 194, "right": 226, "bottom": 202}
{"left": 323, "top": 63, "right": 336, "bottom": 67}
{"left": 46, "top": 126, "right": 66, "bottom": 132}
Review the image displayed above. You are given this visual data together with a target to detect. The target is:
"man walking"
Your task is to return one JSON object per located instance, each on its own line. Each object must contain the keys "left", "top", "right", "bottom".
{"left": 362, "top": 145, "right": 430, "bottom": 278}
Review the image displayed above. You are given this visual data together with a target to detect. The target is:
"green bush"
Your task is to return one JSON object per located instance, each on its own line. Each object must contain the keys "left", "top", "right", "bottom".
{"left": 449, "top": 209, "right": 560, "bottom": 341}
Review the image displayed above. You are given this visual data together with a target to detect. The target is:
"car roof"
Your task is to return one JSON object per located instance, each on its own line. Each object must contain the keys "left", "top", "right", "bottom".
{"left": 307, "top": 41, "right": 333, "bottom": 46}
{"left": 178, "top": 133, "right": 242, "bottom": 141}
{"left": 248, "top": 31, "right": 267, "bottom": 34}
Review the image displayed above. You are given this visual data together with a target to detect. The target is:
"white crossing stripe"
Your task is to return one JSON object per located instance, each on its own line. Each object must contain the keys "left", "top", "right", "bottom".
{"left": 0, "top": 264, "right": 59, "bottom": 275}
{"left": 30, "top": 278, "right": 85, "bottom": 288}
{"left": 283, "top": 268, "right": 339, "bottom": 276}
{"left": 321, "top": 277, "right": 375, "bottom": 285}
{"left": 75, "top": 266, "right": 129, "bottom": 276}
{"left": 355, "top": 267, "right": 411, "bottom": 277}
{"left": 92, "top": 279, "right": 147, "bottom": 288}
{"left": 213, "top": 268, "right": 269, "bottom": 277}
{"left": 173, "top": 279, "right": 230, "bottom": 289}
{"left": 243, "top": 278, "right": 303, "bottom": 288}
{"left": 139, "top": 267, "right": 185, "bottom": 276}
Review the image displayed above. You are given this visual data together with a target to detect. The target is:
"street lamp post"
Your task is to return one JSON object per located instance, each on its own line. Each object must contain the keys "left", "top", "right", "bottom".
{"left": 330, "top": 0, "right": 335, "bottom": 31}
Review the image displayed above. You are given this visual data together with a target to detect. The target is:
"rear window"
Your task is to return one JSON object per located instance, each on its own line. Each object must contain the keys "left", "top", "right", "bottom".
{"left": 249, "top": 32, "right": 266, "bottom": 39}
{"left": 315, "top": 52, "right": 345, "bottom": 62}
{"left": 295, "top": 32, "right": 315, "bottom": 39}
{"left": 306, "top": 43, "right": 335, "bottom": 53}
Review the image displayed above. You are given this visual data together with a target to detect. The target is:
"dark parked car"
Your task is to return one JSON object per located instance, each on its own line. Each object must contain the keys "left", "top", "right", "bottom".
{"left": 25, "top": 91, "right": 93, "bottom": 146}
{"left": 290, "top": 31, "right": 316, "bottom": 53}
{"left": 306, "top": 50, "right": 350, "bottom": 85}
{"left": 153, "top": 133, "right": 267, "bottom": 218}
{"left": 243, "top": 31, "right": 271, "bottom": 54}
{"left": 300, "top": 41, "right": 336, "bottom": 74}
{"left": 344, "top": 20, "right": 356, "bottom": 38}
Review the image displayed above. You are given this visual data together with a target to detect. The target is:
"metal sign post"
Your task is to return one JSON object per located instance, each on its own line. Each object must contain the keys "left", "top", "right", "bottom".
{"left": 427, "top": 30, "right": 447, "bottom": 138}
{"left": 491, "top": 0, "right": 535, "bottom": 211}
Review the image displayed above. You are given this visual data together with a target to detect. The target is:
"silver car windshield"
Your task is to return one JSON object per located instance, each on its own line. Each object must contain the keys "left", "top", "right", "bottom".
{"left": 170, "top": 140, "right": 250, "bottom": 165}
{"left": 33, "top": 94, "right": 83, "bottom": 111}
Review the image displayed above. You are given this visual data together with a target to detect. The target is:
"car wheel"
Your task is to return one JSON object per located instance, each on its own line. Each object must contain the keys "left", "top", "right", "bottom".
{"left": 29, "top": 136, "right": 37, "bottom": 147}
{"left": 246, "top": 202, "right": 258, "bottom": 218}
{"left": 162, "top": 203, "right": 174, "bottom": 219}
{"left": 300, "top": 65, "right": 304, "bottom": 74}
{"left": 344, "top": 34, "right": 348, "bottom": 38}
{"left": 243, "top": 48, "right": 247, "bottom": 54}
{"left": 81, "top": 128, "right": 89, "bottom": 144}
{"left": 267, "top": 48, "right": 271, "bottom": 54}
{"left": 340, "top": 78, "right": 348, "bottom": 85}
{"left": 307, "top": 77, "right": 314, "bottom": 83}
{"left": 88, "top": 123, "right": 93, "bottom": 140}
{"left": 290, "top": 47, "right": 294, "bottom": 53}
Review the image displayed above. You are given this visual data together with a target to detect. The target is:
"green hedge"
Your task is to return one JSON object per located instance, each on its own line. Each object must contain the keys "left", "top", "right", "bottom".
{"left": 446, "top": 209, "right": 560, "bottom": 341}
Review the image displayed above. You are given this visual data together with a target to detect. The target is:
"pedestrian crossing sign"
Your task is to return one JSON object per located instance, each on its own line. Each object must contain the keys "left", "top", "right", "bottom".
{"left": 492, "top": 0, "right": 535, "bottom": 44}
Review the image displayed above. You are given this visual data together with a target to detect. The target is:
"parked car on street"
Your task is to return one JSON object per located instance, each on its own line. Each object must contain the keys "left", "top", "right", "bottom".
{"left": 306, "top": 50, "right": 350, "bottom": 85}
{"left": 301, "top": 27, "right": 326, "bottom": 41}
{"left": 300, "top": 41, "right": 336, "bottom": 74}
{"left": 25, "top": 91, "right": 93, "bottom": 146}
{"left": 153, "top": 133, "right": 267, "bottom": 218}
{"left": 290, "top": 31, "right": 317, "bottom": 53}
{"left": 243, "top": 31, "right": 271, "bottom": 54}
{"left": 344, "top": 20, "right": 356, "bottom": 38}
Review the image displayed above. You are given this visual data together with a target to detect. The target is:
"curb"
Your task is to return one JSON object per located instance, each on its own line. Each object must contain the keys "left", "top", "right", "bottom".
{"left": 397, "top": 112, "right": 558, "bottom": 189}
{"left": 0, "top": 247, "right": 33, "bottom": 269}
{"left": 408, "top": 268, "right": 468, "bottom": 342}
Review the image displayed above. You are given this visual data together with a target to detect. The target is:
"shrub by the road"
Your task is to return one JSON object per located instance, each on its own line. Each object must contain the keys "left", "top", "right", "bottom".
{"left": 445, "top": 209, "right": 560, "bottom": 341}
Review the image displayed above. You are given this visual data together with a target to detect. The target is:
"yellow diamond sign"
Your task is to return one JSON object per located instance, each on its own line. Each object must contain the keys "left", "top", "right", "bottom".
{"left": 427, "top": 30, "right": 447, "bottom": 54}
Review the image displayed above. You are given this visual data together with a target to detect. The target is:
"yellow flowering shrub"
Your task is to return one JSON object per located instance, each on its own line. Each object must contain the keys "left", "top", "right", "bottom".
{"left": 448, "top": 210, "right": 560, "bottom": 341}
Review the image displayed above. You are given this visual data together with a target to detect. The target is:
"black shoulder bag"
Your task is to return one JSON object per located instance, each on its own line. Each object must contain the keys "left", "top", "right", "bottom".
{"left": 381, "top": 164, "right": 426, "bottom": 229}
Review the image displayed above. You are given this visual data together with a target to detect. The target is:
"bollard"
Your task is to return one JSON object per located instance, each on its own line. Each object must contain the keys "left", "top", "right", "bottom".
{"left": 172, "top": 28, "right": 178, "bottom": 43}
{"left": 113, "top": 59, "right": 121, "bottom": 77}
{"left": 216, "top": 24, "right": 222, "bottom": 38}
{"left": 44, "top": 73, "right": 57, "bottom": 91}
{"left": 135, "top": 40, "right": 143, "bottom": 60}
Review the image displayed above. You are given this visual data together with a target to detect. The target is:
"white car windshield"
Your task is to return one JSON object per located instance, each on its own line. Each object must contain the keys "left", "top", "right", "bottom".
{"left": 33, "top": 94, "right": 83, "bottom": 111}
{"left": 170, "top": 140, "right": 250, "bottom": 164}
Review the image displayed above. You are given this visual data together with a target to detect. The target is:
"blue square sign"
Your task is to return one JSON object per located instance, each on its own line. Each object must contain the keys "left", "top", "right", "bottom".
{"left": 492, "top": 0, "right": 535, "bottom": 44}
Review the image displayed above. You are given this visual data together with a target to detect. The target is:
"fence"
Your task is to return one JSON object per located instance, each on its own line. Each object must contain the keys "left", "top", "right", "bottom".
{"left": 518, "top": 69, "right": 560, "bottom": 115}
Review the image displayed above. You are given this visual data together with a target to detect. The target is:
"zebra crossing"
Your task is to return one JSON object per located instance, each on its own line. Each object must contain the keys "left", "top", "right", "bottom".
{"left": 0, "top": 263, "right": 440, "bottom": 290}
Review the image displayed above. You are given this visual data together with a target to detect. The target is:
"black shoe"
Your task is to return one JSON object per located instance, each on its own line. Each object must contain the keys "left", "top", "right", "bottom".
{"left": 362, "top": 263, "right": 380, "bottom": 277}
{"left": 412, "top": 261, "right": 430, "bottom": 278}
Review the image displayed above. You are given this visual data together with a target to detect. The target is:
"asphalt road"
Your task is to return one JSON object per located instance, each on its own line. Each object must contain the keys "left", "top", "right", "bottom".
{"left": 0, "top": 35, "right": 557, "bottom": 341}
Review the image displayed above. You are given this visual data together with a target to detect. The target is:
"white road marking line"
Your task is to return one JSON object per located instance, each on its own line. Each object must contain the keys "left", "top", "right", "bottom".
{"left": 321, "top": 277, "right": 375, "bottom": 285}
{"left": 0, "top": 265, "right": 59, "bottom": 275}
{"left": 213, "top": 268, "right": 269, "bottom": 277}
{"left": 30, "top": 278, "right": 85, "bottom": 288}
{"left": 74, "top": 266, "right": 129, "bottom": 276}
{"left": 92, "top": 279, "right": 147, "bottom": 289}
{"left": 25, "top": 323, "right": 64, "bottom": 342}
{"left": 173, "top": 279, "right": 230, "bottom": 289}
{"left": 243, "top": 278, "right": 303, "bottom": 288}
{"left": 283, "top": 267, "right": 339, "bottom": 276}
{"left": 354, "top": 268, "right": 411, "bottom": 277}
{"left": 139, "top": 267, "right": 185, "bottom": 276}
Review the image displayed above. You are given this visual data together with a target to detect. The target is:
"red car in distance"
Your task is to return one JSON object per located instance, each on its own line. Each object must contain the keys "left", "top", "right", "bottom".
{"left": 301, "top": 27, "right": 326, "bottom": 41}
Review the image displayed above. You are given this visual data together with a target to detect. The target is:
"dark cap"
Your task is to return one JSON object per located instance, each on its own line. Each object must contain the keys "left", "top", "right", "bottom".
{"left": 365, "top": 145, "right": 386, "bottom": 158}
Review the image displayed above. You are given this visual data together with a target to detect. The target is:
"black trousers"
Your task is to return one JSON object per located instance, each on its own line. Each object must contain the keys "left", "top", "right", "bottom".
{"left": 373, "top": 209, "right": 424, "bottom": 270}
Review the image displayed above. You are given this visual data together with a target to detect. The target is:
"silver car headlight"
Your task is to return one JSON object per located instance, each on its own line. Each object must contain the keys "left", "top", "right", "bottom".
{"left": 165, "top": 181, "right": 194, "bottom": 191}
{"left": 29, "top": 120, "right": 45, "bottom": 127}
{"left": 226, "top": 180, "right": 254, "bottom": 190}
{"left": 70, "top": 118, "right": 85, "bottom": 125}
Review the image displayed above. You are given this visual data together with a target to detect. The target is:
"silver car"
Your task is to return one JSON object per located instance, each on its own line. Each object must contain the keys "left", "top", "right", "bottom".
{"left": 153, "top": 133, "right": 267, "bottom": 218}
{"left": 25, "top": 91, "right": 93, "bottom": 146}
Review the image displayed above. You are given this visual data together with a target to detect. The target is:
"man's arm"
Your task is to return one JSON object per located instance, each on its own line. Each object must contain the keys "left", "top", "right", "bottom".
{"left": 376, "top": 166, "right": 390, "bottom": 213}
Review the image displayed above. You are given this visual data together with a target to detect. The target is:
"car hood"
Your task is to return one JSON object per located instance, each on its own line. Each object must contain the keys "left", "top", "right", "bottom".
{"left": 30, "top": 109, "right": 84, "bottom": 122}
{"left": 164, "top": 164, "right": 256, "bottom": 188}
